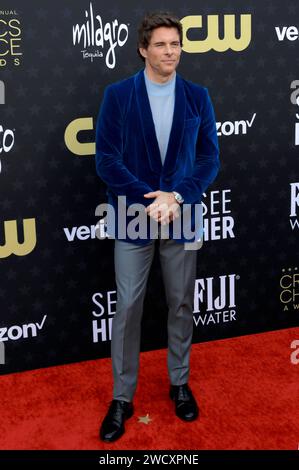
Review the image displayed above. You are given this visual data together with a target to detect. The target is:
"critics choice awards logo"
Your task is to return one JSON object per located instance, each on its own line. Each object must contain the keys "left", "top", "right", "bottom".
{"left": 0, "top": 9, "right": 22, "bottom": 67}
{"left": 280, "top": 267, "right": 299, "bottom": 312}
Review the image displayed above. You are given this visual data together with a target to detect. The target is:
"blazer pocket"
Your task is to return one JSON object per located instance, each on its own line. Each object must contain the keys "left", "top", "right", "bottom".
{"left": 184, "top": 117, "right": 201, "bottom": 128}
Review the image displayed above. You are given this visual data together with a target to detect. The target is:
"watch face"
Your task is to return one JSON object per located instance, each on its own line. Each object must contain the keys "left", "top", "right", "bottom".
{"left": 173, "top": 191, "right": 183, "bottom": 203}
{"left": 176, "top": 194, "right": 183, "bottom": 203}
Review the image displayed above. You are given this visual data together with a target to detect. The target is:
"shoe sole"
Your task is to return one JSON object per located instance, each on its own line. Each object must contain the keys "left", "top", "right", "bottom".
{"left": 175, "top": 409, "right": 199, "bottom": 422}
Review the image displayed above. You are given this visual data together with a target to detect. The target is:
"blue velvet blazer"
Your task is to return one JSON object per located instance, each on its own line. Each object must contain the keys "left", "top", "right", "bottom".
{"left": 95, "top": 69, "right": 220, "bottom": 245}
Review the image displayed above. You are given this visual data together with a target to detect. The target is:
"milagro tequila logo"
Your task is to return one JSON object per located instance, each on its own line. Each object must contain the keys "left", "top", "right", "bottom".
{"left": 72, "top": 2, "right": 129, "bottom": 69}
{"left": 193, "top": 274, "right": 238, "bottom": 326}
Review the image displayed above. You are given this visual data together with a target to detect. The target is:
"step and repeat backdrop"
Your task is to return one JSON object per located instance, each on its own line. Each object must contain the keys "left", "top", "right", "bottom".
{"left": 0, "top": 0, "right": 298, "bottom": 374}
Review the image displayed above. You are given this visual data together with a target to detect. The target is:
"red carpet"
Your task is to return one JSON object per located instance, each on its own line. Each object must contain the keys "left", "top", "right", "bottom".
{"left": 0, "top": 327, "right": 298, "bottom": 450}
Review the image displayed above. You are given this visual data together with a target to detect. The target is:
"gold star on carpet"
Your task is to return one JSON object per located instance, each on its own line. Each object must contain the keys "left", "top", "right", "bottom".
{"left": 138, "top": 414, "right": 152, "bottom": 424}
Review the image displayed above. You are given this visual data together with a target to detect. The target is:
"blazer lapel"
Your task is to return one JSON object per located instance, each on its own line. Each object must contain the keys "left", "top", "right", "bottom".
{"left": 135, "top": 70, "right": 162, "bottom": 175}
{"left": 162, "top": 72, "right": 186, "bottom": 176}
{"left": 134, "top": 69, "right": 186, "bottom": 176}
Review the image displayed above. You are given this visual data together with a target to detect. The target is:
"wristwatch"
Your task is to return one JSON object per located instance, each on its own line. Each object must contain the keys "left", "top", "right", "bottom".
{"left": 172, "top": 191, "right": 184, "bottom": 205}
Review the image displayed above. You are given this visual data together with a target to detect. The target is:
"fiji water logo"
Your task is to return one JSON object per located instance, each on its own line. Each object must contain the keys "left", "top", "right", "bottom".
{"left": 193, "top": 274, "right": 238, "bottom": 326}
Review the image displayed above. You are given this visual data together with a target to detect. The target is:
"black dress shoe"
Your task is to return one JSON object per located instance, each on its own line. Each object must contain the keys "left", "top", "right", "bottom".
{"left": 100, "top": 399, "right": 134, "bottom": 442}
{"left": 170, "top": 383, "right": 199, "bottom": 421}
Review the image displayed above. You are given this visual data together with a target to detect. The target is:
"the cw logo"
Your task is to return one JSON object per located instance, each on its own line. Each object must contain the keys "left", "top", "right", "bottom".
{"left": 0, "top": 218, "right": 36, "bottom": 258}
{"left": 64, "top": 117, "right": 95, "bottom": 156}
{"left": 181, "top": 14, "right": 251, "bottom": 53}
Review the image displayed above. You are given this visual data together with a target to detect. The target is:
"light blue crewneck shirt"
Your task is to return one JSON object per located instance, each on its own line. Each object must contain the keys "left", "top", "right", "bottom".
{"left": 144, "top": 69, "right": 176, "bottom": 165}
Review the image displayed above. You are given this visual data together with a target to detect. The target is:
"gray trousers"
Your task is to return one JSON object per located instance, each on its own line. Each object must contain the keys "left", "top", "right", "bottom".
{"left": 112, "top": 235, "right": 197, "bottom": 402}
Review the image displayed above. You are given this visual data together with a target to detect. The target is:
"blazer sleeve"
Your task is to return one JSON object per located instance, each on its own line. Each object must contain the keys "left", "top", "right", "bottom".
{"left": 95, "top": 85, "right": 154, "bottom": 207}
{"left": 174, "top": 88, "right": 220, "bottom": 204}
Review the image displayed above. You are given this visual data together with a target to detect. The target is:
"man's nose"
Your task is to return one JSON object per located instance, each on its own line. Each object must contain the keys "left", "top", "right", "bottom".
{"left": 164, "top": 45, "right": 173, "bottom": 55}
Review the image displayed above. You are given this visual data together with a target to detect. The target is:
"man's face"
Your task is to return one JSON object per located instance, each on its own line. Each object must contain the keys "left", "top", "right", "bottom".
{"left": 139, "top": 26, "right": 182, "bottom": 78}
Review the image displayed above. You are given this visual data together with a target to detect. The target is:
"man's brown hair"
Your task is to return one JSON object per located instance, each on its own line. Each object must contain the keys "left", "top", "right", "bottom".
{"left": 137, "top": 11, "right": 183, "bottom": 62}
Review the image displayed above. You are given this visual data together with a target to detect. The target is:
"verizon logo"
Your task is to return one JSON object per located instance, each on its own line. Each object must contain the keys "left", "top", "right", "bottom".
{"left": 0, "top": 315, "right": 47, "bottom": 342}
{"left": 275, "top": 26, "right": 299, "bottom": 41}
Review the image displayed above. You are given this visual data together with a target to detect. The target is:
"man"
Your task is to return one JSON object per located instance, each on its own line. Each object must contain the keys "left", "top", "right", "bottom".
{"left": 95, "top": 11, "right": 219, "bottom": 442}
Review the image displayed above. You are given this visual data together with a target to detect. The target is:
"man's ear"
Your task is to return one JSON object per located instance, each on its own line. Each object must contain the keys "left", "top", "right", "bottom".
{"left": 139, "top": 47, "right": 147, "bottom": 59}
